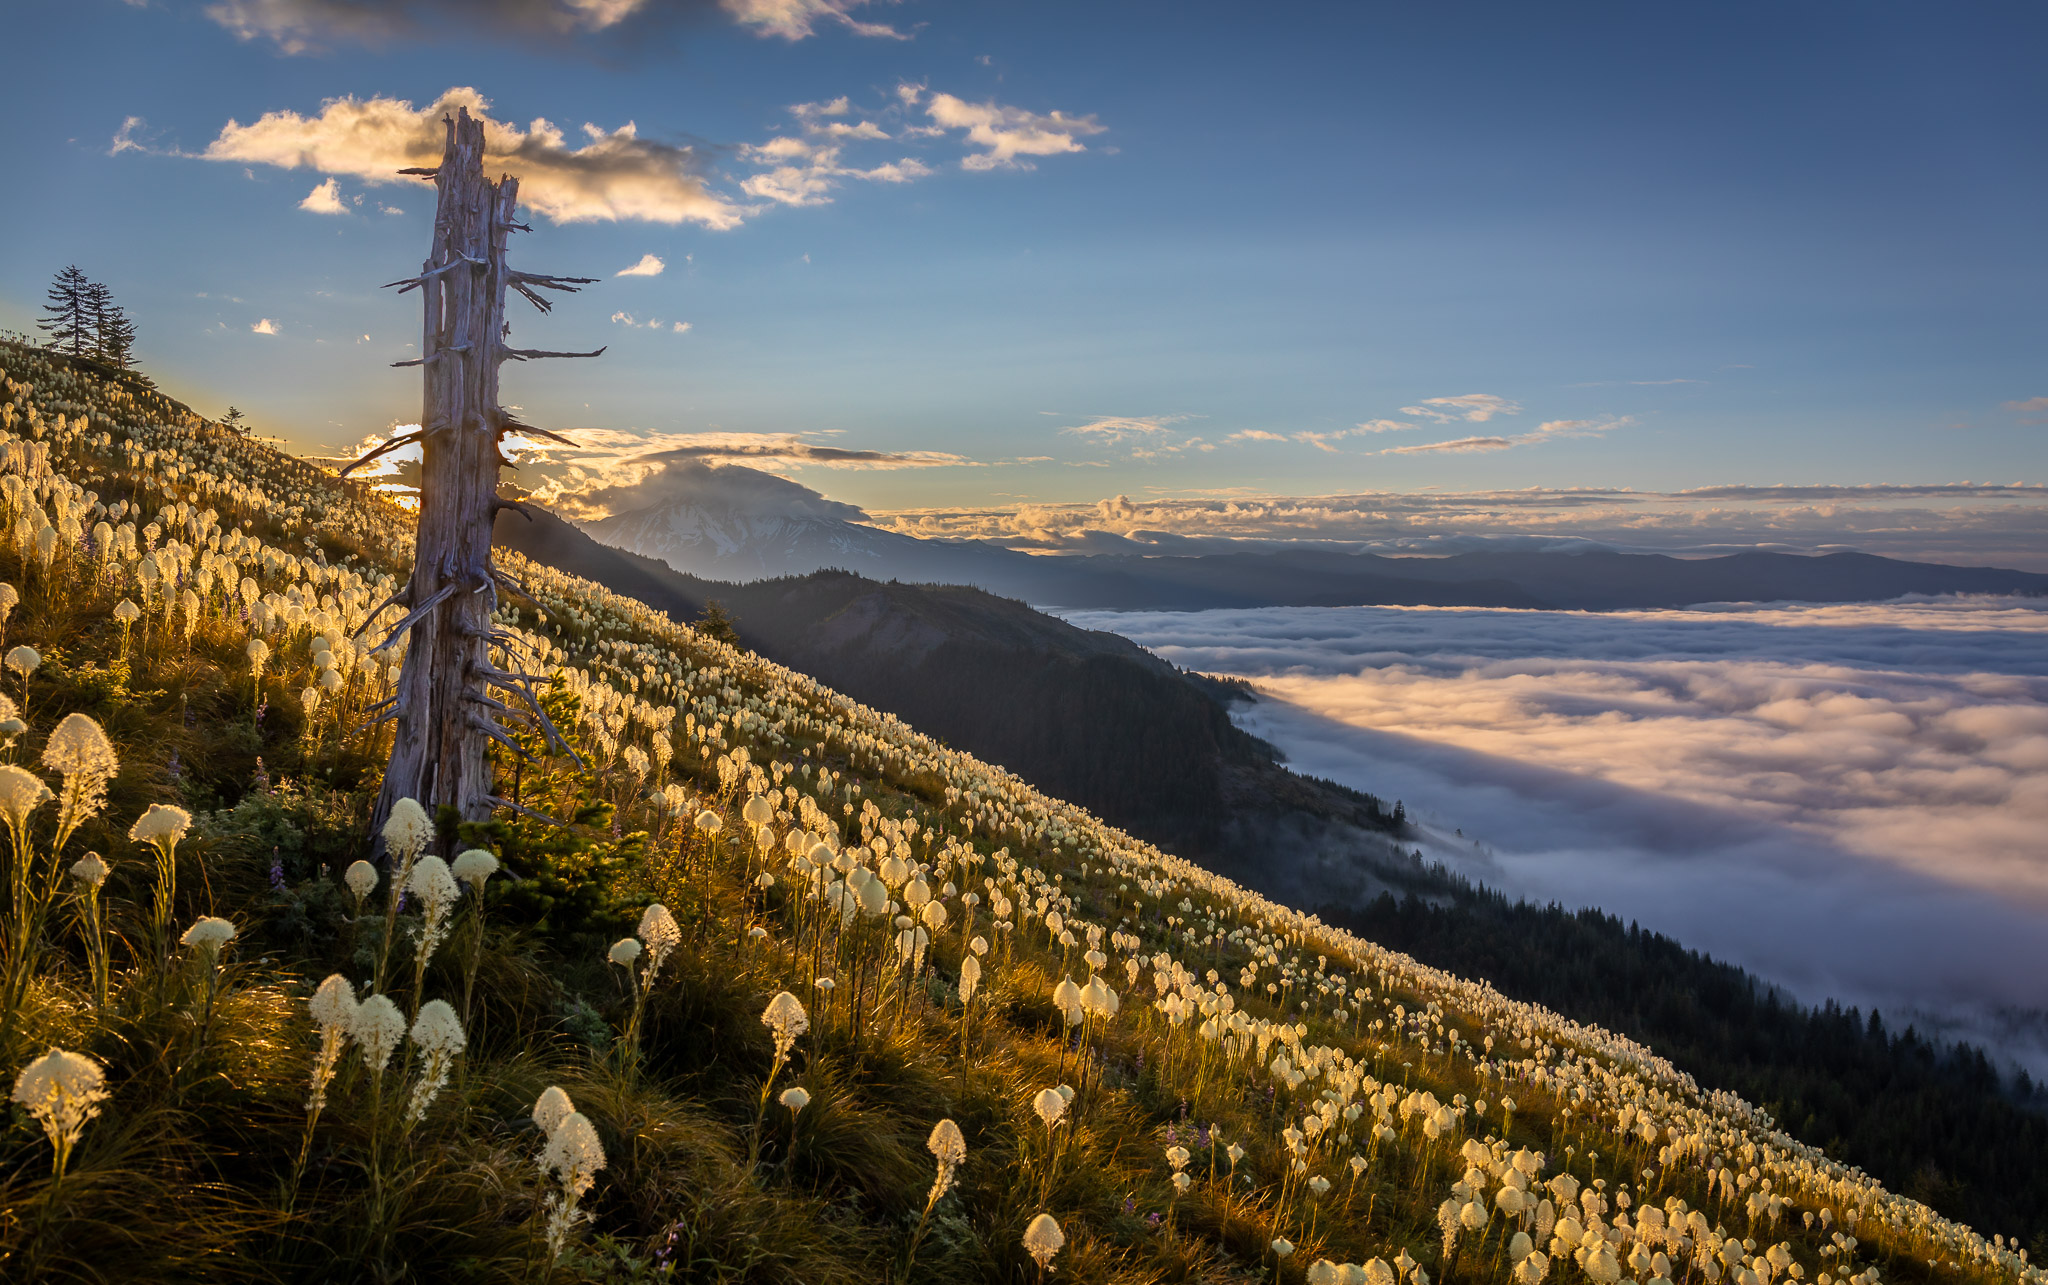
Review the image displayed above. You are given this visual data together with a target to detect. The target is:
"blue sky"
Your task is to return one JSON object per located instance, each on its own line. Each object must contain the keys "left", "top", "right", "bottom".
{"left": 2, "top": 0, "right": 2044, "bottom": 550}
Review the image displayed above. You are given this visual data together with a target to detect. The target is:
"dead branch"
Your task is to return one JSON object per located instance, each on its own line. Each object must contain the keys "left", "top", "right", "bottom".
{"left": 368, "top": 582, "right": 458, "bottom": 653}
{"left": 341, "top": 431, "right": 425, "bottom": 476}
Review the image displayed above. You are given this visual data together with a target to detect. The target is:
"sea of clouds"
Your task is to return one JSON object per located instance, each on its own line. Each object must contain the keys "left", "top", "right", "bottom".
{"left": 1066, "top": 596, "right": 2048, "bottom": 1071}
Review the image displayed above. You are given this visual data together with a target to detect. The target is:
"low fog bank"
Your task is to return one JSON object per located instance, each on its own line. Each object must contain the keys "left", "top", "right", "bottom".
{"left": 1071, "top": 597, "right": 2048, "bottom": 1075}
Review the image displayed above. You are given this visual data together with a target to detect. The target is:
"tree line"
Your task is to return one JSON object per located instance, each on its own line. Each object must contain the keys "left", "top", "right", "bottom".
{"left": 1319, "top": 882, "right": 2048, "bottom": 1256}
{"left": 38, "top": 265, "right": 139, "bottom": 367}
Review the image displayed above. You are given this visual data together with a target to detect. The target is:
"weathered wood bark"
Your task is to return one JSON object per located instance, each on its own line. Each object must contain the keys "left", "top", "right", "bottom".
{"left": 359, "top": 106, "right": 595, "bottom": 847}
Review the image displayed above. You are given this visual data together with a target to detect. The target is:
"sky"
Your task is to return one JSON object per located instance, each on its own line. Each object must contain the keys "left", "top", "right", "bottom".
{"left": 1072, "top": 597, "right": 2048, "bottom": 1071}
{"left": 1, "top": 0, "right": 2044, "bottom": 558}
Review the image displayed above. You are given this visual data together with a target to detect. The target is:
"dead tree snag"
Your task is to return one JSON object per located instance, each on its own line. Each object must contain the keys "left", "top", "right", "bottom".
{"left": 347, "top": 106, "right": 596, "bottom": 844}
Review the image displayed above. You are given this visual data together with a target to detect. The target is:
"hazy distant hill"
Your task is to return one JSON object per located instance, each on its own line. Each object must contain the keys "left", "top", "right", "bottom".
{"left": 497, "top": 502, "right": 1416, "bottom": 904}
{"left": 582, "top": 493, "right": 2048, "bottom": 610}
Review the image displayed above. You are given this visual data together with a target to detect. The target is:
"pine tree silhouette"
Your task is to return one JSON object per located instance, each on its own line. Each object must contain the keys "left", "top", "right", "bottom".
{"left": 38, "top": 265, "right": 91, "bottom": 356}
{"left": 81, "top": 280, "right": 137, "bottom": 367}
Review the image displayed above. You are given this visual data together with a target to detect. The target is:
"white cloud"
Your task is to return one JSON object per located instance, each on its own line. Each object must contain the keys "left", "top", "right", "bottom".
{"left": 742, "top": 163, "right": 841, "bottom": 207}
{"left": 108, "top": 116, "right": 148, "bottom": 156}
{"left": 1076, "top": 598, "right": 2048, "bottom": 1070}
{"left": 520, "top": 428, "right": 975, "bottom": 517}
{"left": 252, "top": 318, "right": 280, "bottom": 335}
{"left": 1400, "top": 393, "right": 1522, "bottom": 423}
{"left": 615, "top": 253, "right": 665, "bottom": 277}
{"left": 854, "top": 157, "right": 932, "bottom": 183}
{"left": 1225, "top": 430, "right": 1288, "bottom": 444}
{"left": 721, "top": 0, "right": 903, "bottom": 40}
{"left": 1377, "top": 416, "right": 1632, "bottom": 456}
{"left": 608, "top": 310, "right": 685, "bottom": 331}
{"left": 2004, "top": 395, "right": 2048, "bottom": 422}
{"left": 1354, "top": 419, "right": 1421, "bottom": 433}
{"left": 736, "top": 90, "right": 954, "bottom": 207}
{"left": 1377, "top": 435, "right": 1515, "bottom": 456}
{"left": 924, "top": 93, "right": 1106, "bottom": 170}
{"left": 202, "top": 87, "right": 744, "bottom": 228}
{"left": 1061, "top": 414, "right": 1194, "bottom": 444}
{"left": 299, "top": 177, "right": 348, "bottom": 214}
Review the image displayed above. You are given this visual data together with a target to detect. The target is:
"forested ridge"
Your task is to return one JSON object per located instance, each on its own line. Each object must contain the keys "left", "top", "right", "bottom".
{"left": 1321, "top": 888, "right": 2048, "bottom": 1255}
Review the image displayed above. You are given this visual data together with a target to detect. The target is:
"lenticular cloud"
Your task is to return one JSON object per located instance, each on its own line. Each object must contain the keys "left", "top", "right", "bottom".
{"left": 1072, "top": 596, "right": 2048, "bottom": 1067}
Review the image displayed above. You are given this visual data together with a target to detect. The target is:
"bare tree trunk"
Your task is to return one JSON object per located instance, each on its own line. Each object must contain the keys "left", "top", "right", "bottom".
{"left": 356, "top": 106, "right": 596, "bottom": 850}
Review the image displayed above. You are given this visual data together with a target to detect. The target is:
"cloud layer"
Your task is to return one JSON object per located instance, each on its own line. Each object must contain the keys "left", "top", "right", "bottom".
{"left": 872, "top": 484, "right": 2048, "bottom": 569}
{"left": 1072, "top": 598, "right": 2048, "bottom": 1067}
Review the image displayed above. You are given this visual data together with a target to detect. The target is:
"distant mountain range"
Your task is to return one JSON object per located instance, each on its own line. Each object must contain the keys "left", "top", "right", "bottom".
{"left": 496, "top": 503, "right": 1421, "bottom": 905}
{"left": 582, "top": 492, "right": 2048, "bottom": 610}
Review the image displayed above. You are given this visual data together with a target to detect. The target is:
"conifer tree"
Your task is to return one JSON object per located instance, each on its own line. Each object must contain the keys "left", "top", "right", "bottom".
{"left": 82, "top": 280, "right": 137, "bottom": 367}
{"left": 38, "top": 265, "right": 91, "bottom": 356}
{"left": 98, "top": 300, "right": 138, "bottom": 368}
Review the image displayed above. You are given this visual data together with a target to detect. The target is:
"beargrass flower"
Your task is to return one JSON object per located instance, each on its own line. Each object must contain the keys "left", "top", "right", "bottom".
{"left": 761, "top": 991, "right": 809, "bottom": 1059}
{"left": 533, "top": 1085, "right": 575, "bottom": 1137}
{"left": 1033, "top": 1087, "right": 1068, "bottom": 1130}
{"left": 11, "top": 1047, "right": 108, "bottom": 1181}
{"left": 351, "top": 993, "right": 406, "bottom": 1075}
{"left": 608, "top": 937, "right": 642, "bottom": 967}
{"left": 540, "top": 1109, "right": 606, "bottom": 1262}
{"left": 344, "top": 859, "right": 377, "bottom": 907}
{"left": 381, "top": 797, "right": 432, "bottom": 866}
{"left": 306, "top": 974, "right": 357, "bottom": 1113}
{"left": 0, "top": 764, "right": 51, "bottom": 834}
{"left": 779, "top": 1085, "right": 809, "bottom": 1115}
{"left": 927, "top": 1118, "right": 966, "bottom": 1201}
{"left": 405, "top": 854, "right": 459, "bottom": 1003}
{"left": 638, "top": 903, "right": 680, "bottom": 978}
{"left": 1022, "top": 1213, "right": 1065, "bottom": 1273}
{"left": 181, "top": 916, "right": 236, "bottom": 955}
{"left": 450, "top": 848, "right": 498, "bottom": 890}
{"left": 45, "top": 713, "right": 116, "bottom": 851}
{"left": 403, "top": 999, "right": 465, "bottom": 1128}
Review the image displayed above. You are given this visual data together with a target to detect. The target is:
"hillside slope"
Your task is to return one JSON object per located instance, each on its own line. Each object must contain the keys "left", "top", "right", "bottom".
{"left": 0, "top": 339, "right": 2036, "bottom": 1284}
{"left": 503, "top": 503, "right": 2048, "bottom": 1251}
{"left": 497, "top": 506, "right": 1414, "bottom": 907}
